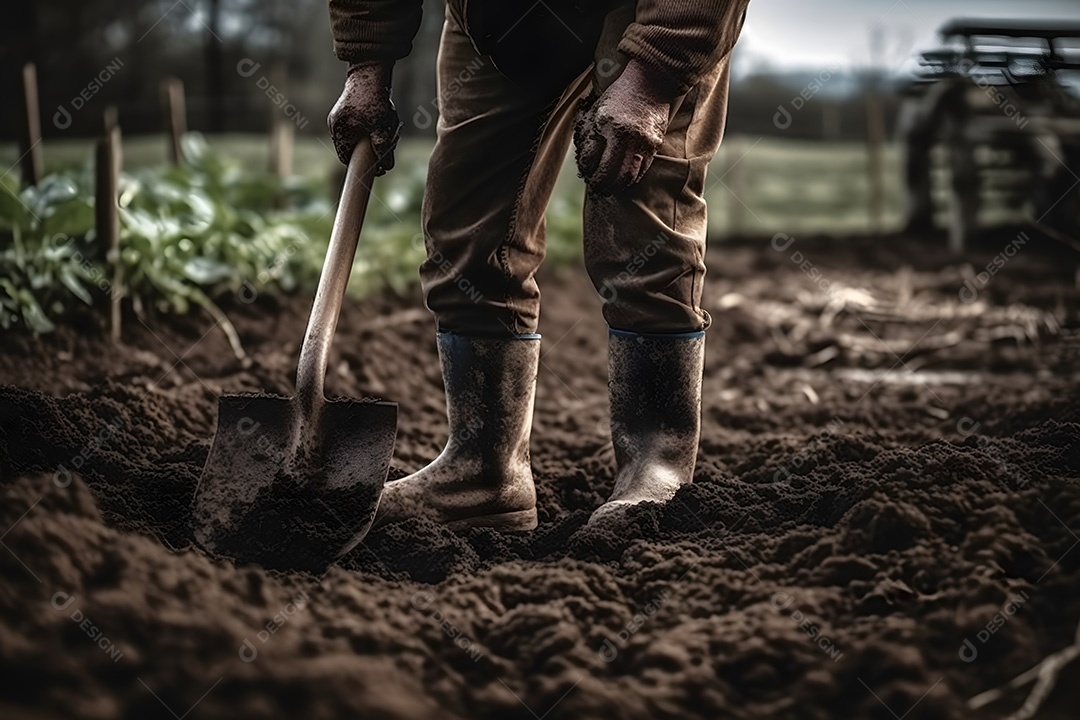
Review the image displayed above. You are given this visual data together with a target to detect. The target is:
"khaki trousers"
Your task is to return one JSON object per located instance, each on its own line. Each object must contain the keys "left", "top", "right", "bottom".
{"left": 420, "top": 5, "right": 738, "bottom": 335}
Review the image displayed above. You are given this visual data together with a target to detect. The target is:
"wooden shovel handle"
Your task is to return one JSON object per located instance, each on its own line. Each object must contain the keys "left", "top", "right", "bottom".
{"left": 295, "top": 140, "right": 378, "bottom": 411}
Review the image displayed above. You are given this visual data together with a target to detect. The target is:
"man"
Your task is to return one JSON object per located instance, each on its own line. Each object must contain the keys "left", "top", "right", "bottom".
{"left": 327, "top": 0, "right": 749, "bottom": 530}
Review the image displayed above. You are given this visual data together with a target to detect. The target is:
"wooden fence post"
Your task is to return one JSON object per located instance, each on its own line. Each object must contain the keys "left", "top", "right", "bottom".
{"left": 866, "top": 29, "right": 887, "bottom": 238}
{"left": 96, "top": 122, "right": 123, "bottom": 343}
{"left": 727, "top": 137, "right": 748, "bottom": 237}
{"left": 19, "top": 62, "right": 44, "bottom": 186}
{"left": 161, "top": 77, "right": 187, "bottom": 165}
{"left": 269, "top": 118, "right": 295, "bottom": 180}
{"left": 866, "top": 92, "right": 886, "bottom": 238}
{"left": 268, "top": 65, "right": 294, "bottom": 179}
{"left": 104, "top": 105, "right": 118, "bottom": 133}
{"left": 822, "top": 103, "right": 840, "bottom": 142}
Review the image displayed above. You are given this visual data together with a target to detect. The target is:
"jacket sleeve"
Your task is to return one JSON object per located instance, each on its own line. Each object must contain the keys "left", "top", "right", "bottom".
{"left": 618, "top": 0, "right": 750, "bottom": 96}
{"left": 328, "top": 0, "right": 424, "bottom": 63}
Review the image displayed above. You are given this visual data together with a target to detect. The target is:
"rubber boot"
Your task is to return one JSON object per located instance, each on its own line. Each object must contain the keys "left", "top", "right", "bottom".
{"left": 590, "top": 329, "right": 705, "bottom": 523}
{"left": 373, "top": 332, "right": 539, "bottom": 531}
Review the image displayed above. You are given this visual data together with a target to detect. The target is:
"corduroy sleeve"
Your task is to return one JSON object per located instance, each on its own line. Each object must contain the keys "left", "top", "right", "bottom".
{"left": 328, "top": 0, "right": 424, "bottom": 63}
{"left": 618, "top": 0, "right": 750, "bottom": 96}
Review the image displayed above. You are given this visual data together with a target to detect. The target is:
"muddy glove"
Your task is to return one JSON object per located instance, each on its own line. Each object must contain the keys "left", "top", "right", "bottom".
{"left": 327, "top": 61, "right": 401, "bottom": 175}
{"left": 574, "top": 60, "right": 673, "bottom": 195}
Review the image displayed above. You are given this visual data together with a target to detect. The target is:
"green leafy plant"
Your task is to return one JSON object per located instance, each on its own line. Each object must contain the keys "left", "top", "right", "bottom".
{"left": 0, "top": 170, "right": 99, "bottom": 333}
{"left": 0, "top": 133, "right": 429, "bottom": 353}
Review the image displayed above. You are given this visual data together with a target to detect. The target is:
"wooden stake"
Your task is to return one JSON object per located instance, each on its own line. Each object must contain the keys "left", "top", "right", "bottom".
{"left": 19, "top": 62, "right": 44, "bottom": 187}
{"left": 96, "top": 123, "right": 123, "bottom": 343}
{"left": 822, "top": 103, "right": 840, "bottom": 142}
{"left": 269, "top": 118, "right": 294, "bottom": 180}
{"left": 866, "top": 92, "right": 886, "bottom": 237}
{"left": 161, "top": 77, "right": 187, "bottom": 164}
{"left": 727, "top": 137, "right": 748, "bottom": 237}
{"left": 866, "top": 28, "right": 887, "bottom": 238}
{"left": 268, "top": 64, "right": 294, "bottom": 179}
{"left": 103, "top": 105, "right": 118, "bottom": 133}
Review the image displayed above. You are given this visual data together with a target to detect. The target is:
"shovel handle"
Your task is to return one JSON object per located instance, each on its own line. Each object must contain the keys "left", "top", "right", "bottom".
{"left": 295, "top": 140, "right": 378, "bottom": 411}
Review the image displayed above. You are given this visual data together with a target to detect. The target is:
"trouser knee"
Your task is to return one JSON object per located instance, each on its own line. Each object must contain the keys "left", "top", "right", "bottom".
{"left": 584, "top": 205, "right": 710, "bottom": 334}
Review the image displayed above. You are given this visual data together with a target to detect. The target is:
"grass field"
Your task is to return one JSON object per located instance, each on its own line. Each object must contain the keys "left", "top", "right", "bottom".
{"left": 1, "top": 133, "right": 905, "bottom": 242}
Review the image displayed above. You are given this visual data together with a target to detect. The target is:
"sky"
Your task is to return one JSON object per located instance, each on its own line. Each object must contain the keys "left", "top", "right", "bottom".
{"left": 738, "top": 0, "right": 1080, "bottom": 71}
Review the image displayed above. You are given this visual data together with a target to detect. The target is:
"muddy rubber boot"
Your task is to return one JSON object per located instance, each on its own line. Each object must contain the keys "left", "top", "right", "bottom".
{"left": 590, "top": 329, "right": 705, "bottom": 524}
{"left": 372, "top": 332, "right": 539, "bottom": 531}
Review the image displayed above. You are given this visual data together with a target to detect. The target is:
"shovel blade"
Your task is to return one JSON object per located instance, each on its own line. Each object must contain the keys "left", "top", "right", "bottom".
{"left": 193, "top": 393, "right": 397, "bottom": 572}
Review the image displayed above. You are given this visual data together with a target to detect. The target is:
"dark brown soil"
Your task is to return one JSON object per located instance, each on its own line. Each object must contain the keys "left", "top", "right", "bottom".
{"left": 1, "top": 231, "right": 1079, "bottom": 720}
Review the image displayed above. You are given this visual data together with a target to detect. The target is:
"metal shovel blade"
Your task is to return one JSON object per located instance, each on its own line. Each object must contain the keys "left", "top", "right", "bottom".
{"left": 193, "top": 394, "right": 396, "bottom": 572}
{"left": 192, "top": 140, "right": 397, "bottom": 572}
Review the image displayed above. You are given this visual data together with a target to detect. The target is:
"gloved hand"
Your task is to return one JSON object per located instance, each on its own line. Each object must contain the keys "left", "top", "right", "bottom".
{"left": 327, "top": 61, "right": 401, "bottom": 174}
{"left": 574, "top": 59, "right": 674, "bottom": 195}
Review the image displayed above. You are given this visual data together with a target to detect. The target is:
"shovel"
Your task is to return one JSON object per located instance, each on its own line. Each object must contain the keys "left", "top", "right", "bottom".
{"left": 193, "top": 140, "right": 397, "bottom": 572}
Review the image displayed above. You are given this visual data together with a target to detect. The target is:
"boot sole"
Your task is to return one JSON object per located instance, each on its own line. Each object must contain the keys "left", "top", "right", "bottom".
{"left": 446, "top": 508, "right": 538, "bottom": 532}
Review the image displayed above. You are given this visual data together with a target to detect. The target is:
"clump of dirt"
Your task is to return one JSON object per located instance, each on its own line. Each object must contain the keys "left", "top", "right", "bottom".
{"left": 1, "top": 234, "right": 1079, "bottom": 719}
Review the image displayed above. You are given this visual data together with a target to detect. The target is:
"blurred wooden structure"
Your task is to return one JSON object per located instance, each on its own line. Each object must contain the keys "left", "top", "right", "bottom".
{"left": 900, "top": 18, "right": 1080, "bottom": 250}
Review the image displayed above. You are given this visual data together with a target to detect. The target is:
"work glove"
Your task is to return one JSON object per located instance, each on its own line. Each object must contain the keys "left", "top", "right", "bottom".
{"left": 327, "top": 61, "right": 401, "bottom": 174}
{"left": 574, "top": 60, "right": 673, "bottom": 195}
